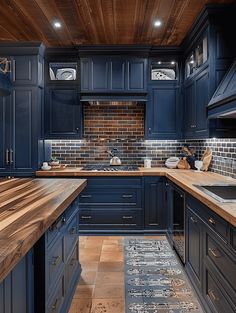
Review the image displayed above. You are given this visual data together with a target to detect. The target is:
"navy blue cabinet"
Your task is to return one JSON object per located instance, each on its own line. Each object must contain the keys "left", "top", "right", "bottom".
{"left": 144, "top": 177, "right": 167, "bottom": 231}
{"left": 12, "top": 55, "right": 43, "bottom": 87}
{"left": 0, "top": 44, "right": 44, "bottom": 177}
{"left": 78, "top": 177, "right": 144, "bottom": 232}
{"left": 0, "top": 86, "right": 43, "bottom": 176}
{"left": 146, "top": 84, "right": 180, "bottom": 139}
{"left": 44, "top": 88, "right": 82, "bottom": 139}
{"left": 34, "top": 200, "right": 81, "bottom": 313}
{"left": 80, "top": 57, "right": 147, "bottom": 93}
{"left": 0, "top": 96, "right": 10, "bottom": 173}
{"left": 186, "top": 206, "right": 202, "bottom": 291}
{"left": 184, "top": 70, "right": 209, "bottom": 138}
{"left": 0, "top": 250, "right": 34, "bottom": 313}
{"left": 186, "top": 194, "right": 236, "bottom": 313}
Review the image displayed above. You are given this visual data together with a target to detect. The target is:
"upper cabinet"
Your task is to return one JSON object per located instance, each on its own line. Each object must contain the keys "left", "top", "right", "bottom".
{"left": 80, "top": 57, "right": 147, "bottom": 93}
{"left": 182, "top": 6, "right": 236, "bottom": 139}
{"left": 44, "top": 54, "right": 82, "bottom": 139}
{"left": 44, "top": 88, "right": 82, "bottom": 139}
{"left": 146, "top": 59, "right": 180, "bottom": 139}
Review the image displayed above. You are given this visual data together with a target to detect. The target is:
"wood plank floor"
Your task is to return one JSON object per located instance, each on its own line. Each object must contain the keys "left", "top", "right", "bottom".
{"left": 69, "top": 235, "right": 162, "bottom": 313}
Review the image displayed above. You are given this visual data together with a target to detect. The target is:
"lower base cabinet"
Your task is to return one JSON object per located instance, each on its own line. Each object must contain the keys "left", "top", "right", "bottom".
{"left": 34, "top": 199, "right": 81, "bottom": 313}
{"left": 79, "top": 176, "right": 167, "bottom": 233}
{"left": 79, "top": 177, "right": 144, "bottom": 232}
{"left": 144, "top": 177, "right": 167, "bottom": 231}
{"left": 0, "top": 251, "right": 34, "bottom": 313}
{"left": 186, "top": 195, "right": 236, "bottom": 313}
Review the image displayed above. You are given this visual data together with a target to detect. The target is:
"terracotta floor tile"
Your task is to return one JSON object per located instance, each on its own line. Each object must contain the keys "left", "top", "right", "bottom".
{"left": 90, "top": 299, "right": 125, "bottom": 313}
{"left": 93, "top": 284, "right": 124, "bottom": 299}
{"left": 102, "top": 239, "right": 123, "bottom": 246}
{"left": 80, "top": 261, "right": 99, "bottom": 272}
{"left": 79, "top": 271, "right": 97, "bottom": 285}
{"left": 101, "top": 244, "right": 123, "bottom": 252}
{"left": 100, "top": 252, "right": 123, "bottom": 262}
{"left": 68, "top": 298, "right": 92, "bottom": 313}
{"left": 80, "top": 251, "right": 101, "bottom": 262}
{"left": 98, "top": 262, "right": 124, "bottom": 272}
{"left": 74, "top": 285, "right": 94, "bottom": 299}
{"left": 95, "top": 272, "right": 124, "bottom": 285}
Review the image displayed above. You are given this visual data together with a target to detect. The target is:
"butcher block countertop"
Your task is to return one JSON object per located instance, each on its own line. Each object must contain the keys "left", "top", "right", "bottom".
{"left": 36, "top": 167, "right": 236, "bottom": 227}
{"left": 0, "top": 178, "right": 87, "bottom": 282}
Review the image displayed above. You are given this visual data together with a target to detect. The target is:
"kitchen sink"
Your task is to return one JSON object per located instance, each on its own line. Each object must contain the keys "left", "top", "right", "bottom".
{"left": 194, "top": 184, "right": 236, "bottom": 203}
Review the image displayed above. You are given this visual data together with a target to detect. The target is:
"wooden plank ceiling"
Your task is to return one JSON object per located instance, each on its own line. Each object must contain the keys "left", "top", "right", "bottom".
{"left": 0, "top": 0, "right": 233, "bottom": 47}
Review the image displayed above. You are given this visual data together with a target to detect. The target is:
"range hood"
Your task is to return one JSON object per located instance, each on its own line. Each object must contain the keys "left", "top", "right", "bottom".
{"left": 80, "top": 94, "right": 147, "bottom": 102}
{"left": 208, "top": 60, "right": 236, "bottom": 118}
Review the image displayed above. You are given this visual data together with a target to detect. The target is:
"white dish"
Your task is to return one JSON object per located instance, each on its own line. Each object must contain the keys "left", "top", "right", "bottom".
{"left": 41, "top": 165, "right": 51, "bottom": 171}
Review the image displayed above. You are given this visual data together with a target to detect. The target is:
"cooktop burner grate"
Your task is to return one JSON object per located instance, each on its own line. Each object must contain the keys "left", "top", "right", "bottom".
{"left": 82, "top": 164, "right": 139, "bottom": 171}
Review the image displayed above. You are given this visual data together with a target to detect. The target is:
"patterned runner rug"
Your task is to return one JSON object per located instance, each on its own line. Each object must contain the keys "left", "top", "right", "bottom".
{"left": 124, "top": 237, "right": 204, "bottom": 313}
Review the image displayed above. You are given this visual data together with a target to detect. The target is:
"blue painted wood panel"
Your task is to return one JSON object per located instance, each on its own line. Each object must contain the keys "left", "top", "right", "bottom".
{"left": 0, "top": 250, "right": 34, "bottom": 313}
{"left": 146, "top": 85, "right": 179, "bottom": 139}
{"left": 144, "top": 177, "right": 167, "bottom": 230}
{"left": 44, "top": 88, "right": 82, "bottom": 139}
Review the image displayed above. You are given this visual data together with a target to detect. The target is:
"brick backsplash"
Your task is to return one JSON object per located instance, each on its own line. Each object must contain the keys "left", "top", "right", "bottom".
{"left": 50, "top": 138, "right": 236, "bottom": 178}
{"left": 83, "top": 103, "right": 144, "bottom": 139}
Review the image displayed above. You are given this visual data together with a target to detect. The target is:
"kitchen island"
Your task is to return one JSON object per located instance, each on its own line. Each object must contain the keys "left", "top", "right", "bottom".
{"left": 0, "top": 178, "right": 87, "bottom": 313}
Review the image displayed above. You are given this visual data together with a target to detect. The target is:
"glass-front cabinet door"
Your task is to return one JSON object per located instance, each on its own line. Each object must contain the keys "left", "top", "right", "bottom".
{"left": 49, "top": 62, "right": 77, "bottom": 81}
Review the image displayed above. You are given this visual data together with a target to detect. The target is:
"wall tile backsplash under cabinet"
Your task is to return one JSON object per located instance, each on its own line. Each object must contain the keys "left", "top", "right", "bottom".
{"left": 50, "top": 138, "right": 236, "bottom": 179}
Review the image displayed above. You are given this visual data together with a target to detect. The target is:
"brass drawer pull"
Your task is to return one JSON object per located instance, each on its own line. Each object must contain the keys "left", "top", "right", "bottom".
{"left": 208, "top": 248, "right": 221, "bottom": 258}
{"left": 208, "top": 217, "right": 216, "bottom": 225}
{"left": 190, "top": 217, "right": 198, "bottom": 223}
{"left": 122, "top": 194, "right": 133, "bottom": 198}
{"left": 209, "top": 289, "right": 219, "bottom": 302}
{"left": 52, "top": 298, "right": 59, "bottom": 310}
{"left": 81, "top": 215, "right": 92, "bottom": 219}
{"left": 10, "top": 149, "right": 13, "bottom": 164}
{"left": 81, "top": 194, "right": 92, "bottom": 198}
{"left": 70, "top": 258, "right": 77, "bottom": 266}
{"left": 51, "top": 255, "right": 61, "bottom": 266}
{"left": 122, "top": 216, "right": 133, "bottom": 219}
{"left": 5, "top": 149, "right": 9, "bottom": 165}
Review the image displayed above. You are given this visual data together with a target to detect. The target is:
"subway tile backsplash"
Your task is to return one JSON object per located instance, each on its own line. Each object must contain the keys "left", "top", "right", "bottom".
{"left": 50, "top": 138, "right": 236, "bottom": 178}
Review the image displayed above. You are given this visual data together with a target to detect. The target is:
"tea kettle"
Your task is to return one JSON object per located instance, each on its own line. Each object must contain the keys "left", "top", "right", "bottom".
{"left": 107, "top": 148, "right": 122, "bottom": 166}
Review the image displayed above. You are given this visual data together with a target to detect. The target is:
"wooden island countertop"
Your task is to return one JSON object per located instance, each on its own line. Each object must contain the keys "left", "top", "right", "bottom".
{"left": 36, "top": 167, "right": 236, "bottom": 227}
{"left": 0, "top": 178, "right": 87, "bottom": 282}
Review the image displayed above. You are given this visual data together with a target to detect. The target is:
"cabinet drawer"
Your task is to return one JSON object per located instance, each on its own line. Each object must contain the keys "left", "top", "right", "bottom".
{"left": 46, "top": 275, "right": 65, "bottom": 313}
{"left": 205, "top": 231, "right": 236, "bottom": 292}
{"left": 65, "top": 244, "right": 79, "bottom": 290}
{"left": 204, "top": 268, "right": 235, "bottom": 313}
{"left": 46, "top": 215, "right": 66, "bottom": 247}
{"left": 187, "top": 195, "right": 229, "bottom": 241}
{"left": 79, "top": 210, "right": 143, "bottom": 229}
{"left": 64, "top": 216, "right": 78, "bottom": 260}
{"left": 46, "top": 236, "right": 64, "bottom": 298}
{"left": 85, "top": 177, "right": 142, "bottom": 187}
{"left": 79, "top": 189, "right": 141, "bottom": 207}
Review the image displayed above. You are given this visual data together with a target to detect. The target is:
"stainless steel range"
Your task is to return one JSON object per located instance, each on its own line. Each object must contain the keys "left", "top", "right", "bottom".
{"left": 81, "top": 164, "right": 139, "bottom": 171}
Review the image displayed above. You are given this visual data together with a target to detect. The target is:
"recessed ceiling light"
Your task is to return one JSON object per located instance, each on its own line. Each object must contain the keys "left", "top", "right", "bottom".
{"left": 158, "top": 61, "right": 162, "bottom": 64}
{"left": 171, "top": 61, "right": 175, "bottom": 65}
{"left": 154, "top": 20, "right": 162, "bottom": 27}
{"left": 53, "top": 21, "right": 62, "bottom": 29}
